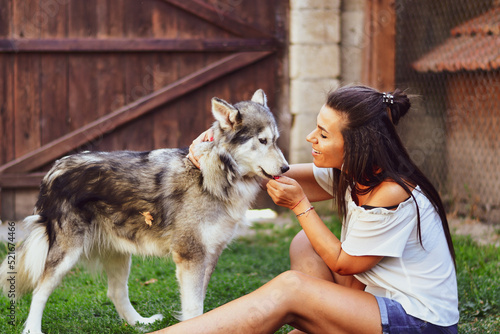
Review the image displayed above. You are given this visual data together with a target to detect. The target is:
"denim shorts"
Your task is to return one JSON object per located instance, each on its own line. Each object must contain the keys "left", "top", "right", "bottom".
{"left": 376, "top": 296, "right": 458, "bottom": 334}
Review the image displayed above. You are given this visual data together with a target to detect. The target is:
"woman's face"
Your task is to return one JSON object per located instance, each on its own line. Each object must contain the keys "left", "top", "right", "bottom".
{"left": 306, "top": 105, "right": 345, "bottom": 169}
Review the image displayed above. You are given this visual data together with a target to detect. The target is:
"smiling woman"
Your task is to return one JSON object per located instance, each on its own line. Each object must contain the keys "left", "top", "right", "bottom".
{"left": 174, "top": 85, "right": 459, "bottom": 334}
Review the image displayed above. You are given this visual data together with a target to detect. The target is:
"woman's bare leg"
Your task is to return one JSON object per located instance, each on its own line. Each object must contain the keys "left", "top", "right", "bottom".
{"left": 149, "top": 230, "right": 379, "bottom": 334}
{"left": 148, "top": 270, "right": 381, "bottom": 334}
{"left": 286, "top": 230, "right": 369, "bottom": 333}
{"left": 284, "top": 271, "right": 381, "bottom": 333}
{"left": 290, "top": 230, "right": 366, "bottom": 290}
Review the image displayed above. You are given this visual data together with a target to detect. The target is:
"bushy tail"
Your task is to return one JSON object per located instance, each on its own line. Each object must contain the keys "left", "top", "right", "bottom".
{"left": 0, "top": 215, "right": 49, "bottom": 299}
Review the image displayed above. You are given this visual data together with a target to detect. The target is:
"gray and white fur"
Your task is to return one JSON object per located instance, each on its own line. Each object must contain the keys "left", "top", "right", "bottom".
{"left": 0, "top": 89, "right": 289, "bottom": 334}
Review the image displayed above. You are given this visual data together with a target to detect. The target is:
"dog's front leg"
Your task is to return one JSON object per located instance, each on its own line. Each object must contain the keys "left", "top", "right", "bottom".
{"left": 202, "top": 249, "right": 223, "bottom": 299}
{"left": 173, "top": 252, "right": 206, "bottom": 321}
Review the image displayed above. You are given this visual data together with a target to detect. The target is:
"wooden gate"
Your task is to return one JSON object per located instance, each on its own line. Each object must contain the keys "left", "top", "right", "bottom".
{"left": 0, "top": 0, "right": 289, "bottom": 220}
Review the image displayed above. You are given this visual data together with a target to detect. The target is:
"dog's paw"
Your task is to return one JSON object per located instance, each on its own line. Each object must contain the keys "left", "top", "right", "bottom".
{"left": 22, "top": 330, "right": 44, "bottom": 334}
{"left": 133, "top": 314, "right": 164, "bottom": 332}
{"left": 134, "top": 313, "right": 163, "bottom": 325}
{"left": 146, "top": 313, "right": 164, "bottom": 324}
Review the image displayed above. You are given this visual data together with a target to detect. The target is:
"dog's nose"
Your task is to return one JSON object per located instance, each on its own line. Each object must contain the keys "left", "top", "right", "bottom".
{"left": 281, "top": 165, "right": 290, "bottom": 174}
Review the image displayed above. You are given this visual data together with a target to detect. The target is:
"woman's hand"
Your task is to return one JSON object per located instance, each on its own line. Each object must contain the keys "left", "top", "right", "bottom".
{"left": 266, "top": 176, "right": 307, "bottom": 210}
{"left": 187, "top": 129, "right": 214, "bottom": 169}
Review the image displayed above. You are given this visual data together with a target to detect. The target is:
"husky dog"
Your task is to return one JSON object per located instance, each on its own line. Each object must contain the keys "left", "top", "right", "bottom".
{"left": 0, "top": 89, "right": 289, "bottom": 334}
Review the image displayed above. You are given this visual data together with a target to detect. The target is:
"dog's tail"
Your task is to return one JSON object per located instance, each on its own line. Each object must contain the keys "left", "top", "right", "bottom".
{"left": 0, "top": 215, "right": 49, "bottom": 299}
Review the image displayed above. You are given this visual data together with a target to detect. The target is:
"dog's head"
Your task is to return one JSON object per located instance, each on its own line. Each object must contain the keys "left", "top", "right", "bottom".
{"left": 210, "top": 89, "right": 289, "bottom": 180}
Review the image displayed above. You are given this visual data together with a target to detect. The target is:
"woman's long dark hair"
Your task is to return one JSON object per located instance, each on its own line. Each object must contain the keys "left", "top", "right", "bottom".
{"left": 327, "top": 85, "right": 455, "bottom": 265}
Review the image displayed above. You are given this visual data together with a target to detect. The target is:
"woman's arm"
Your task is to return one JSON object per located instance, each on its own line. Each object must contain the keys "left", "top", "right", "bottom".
{"left": 267, "top": 176, "right": 382, "bottom": 275}
{"left": 294, "top": 200, "right": 383, "bottom": 275}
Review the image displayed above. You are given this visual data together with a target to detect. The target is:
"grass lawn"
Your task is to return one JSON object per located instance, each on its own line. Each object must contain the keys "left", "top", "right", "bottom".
{"left": 0, "top": 213, "right": 498, "bottom": 333}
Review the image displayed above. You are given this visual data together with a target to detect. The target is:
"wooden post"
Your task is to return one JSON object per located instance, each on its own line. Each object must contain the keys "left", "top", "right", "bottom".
{"left": 361, "top": 0, "right": 396, "bottom": 92}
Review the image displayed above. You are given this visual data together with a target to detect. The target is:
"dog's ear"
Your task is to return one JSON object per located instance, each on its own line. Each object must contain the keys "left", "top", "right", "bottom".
{"left": 251, "top": 89, "right": 267, "bottom": 107}
{"left": 212, "top": 97, "right": 241, "bottom": 130}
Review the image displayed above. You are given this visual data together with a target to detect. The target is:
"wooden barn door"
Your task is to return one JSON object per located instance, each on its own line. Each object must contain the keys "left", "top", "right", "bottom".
{"left": 0, "top": 0, "right": 289, "bottom": 220}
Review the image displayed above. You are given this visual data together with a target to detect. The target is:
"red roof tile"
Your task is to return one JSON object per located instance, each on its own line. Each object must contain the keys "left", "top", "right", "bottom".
{"left": 451, "top": 7, "right": 500, "bottom": 36}
{"left": 412, "top": 7, "right": 500, "bottom": 72}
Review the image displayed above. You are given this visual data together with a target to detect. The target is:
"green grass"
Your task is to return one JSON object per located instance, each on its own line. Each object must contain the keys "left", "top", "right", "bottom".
{"left": 0, "top": 214, "right": 498, "bottom": 333}
{"left": 454, "top": 235, "right": 500, "bottom": 333}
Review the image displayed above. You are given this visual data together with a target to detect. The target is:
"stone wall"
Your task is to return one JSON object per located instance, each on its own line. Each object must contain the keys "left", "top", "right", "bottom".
{"left": 341, "top": 0, "right": 366, "bottom": 84}
{"left": 289, "top": 0, "right": 365, "bottom": 163}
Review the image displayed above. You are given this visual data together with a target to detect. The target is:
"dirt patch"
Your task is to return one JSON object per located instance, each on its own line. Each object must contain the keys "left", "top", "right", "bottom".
{"left": 448, "top": 216, "right": 499, "bottom": 247}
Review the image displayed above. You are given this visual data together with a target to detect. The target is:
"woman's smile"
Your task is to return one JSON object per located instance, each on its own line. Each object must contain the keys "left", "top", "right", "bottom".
{"left": 312, "top": 148, "right": 321, "bottom": 155}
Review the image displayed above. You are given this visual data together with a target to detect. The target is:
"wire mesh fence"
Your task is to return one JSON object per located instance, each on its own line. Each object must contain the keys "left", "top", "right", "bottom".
{"left": 395, "top": 0, "right": 500, "bottom": 223}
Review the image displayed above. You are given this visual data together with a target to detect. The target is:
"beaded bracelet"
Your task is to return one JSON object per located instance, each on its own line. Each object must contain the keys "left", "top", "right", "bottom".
{"left": 296, "top": 206, "right": 314, "bottom": 218}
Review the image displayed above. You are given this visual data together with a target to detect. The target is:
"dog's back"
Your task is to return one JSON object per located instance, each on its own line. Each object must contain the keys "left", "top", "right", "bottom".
{"left": 37, "top": 149, "right": 196, "bottom": 256}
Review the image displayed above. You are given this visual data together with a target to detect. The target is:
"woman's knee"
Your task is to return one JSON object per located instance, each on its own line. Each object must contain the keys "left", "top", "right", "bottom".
{"left": 290, "top": 231, "right": 334, "bottom": 280}
{"left": 255, "top": 271, "right": 305, "bottom": 311}
{"left": 268, "top": 271, "right": 307, "bottom": 302}
{"left": 276, "top": 270, "right": 306, "bottom": 287}
{"left": 290, "top": 230, "right": 312, "bottom": 258}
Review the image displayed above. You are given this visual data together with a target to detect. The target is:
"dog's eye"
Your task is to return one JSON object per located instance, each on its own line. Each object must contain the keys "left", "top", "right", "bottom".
{"left": 259, "top": 138, "right": 268, "bottom": 145}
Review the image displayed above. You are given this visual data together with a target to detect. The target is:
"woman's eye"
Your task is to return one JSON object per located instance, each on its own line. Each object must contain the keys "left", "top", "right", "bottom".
{"left": 320, "top": 132, "right": 327, "bottom": 138}
{"left": 259, "top": 138, "right": 268, "bottom": 145}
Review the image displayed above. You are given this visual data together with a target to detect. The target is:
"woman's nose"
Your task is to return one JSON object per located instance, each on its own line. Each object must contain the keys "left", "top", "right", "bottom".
{"left": 306, "top": 130, "right": 316, "bottom": 143}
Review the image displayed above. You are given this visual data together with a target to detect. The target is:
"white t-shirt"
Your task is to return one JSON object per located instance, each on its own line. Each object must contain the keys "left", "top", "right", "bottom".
{"left": 313, "top": 166, "right": 459, "bottom": 326}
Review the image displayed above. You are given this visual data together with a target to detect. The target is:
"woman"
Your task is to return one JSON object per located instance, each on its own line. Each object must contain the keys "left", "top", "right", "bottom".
{"left": 150, "top": 85, "right": 459, "bottom": 333}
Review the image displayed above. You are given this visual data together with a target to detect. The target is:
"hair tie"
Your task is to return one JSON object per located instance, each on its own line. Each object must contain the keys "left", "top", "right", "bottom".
{"left": 383, "top": 92, "right": 394, "bottom": 123}
{"left": 382, "top": 92, "right": 394, "bottom": 105}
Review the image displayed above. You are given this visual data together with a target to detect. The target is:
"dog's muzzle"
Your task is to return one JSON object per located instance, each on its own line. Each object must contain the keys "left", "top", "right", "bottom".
{"left": 260, "top": 165, "right": 289, "bottom": 179}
